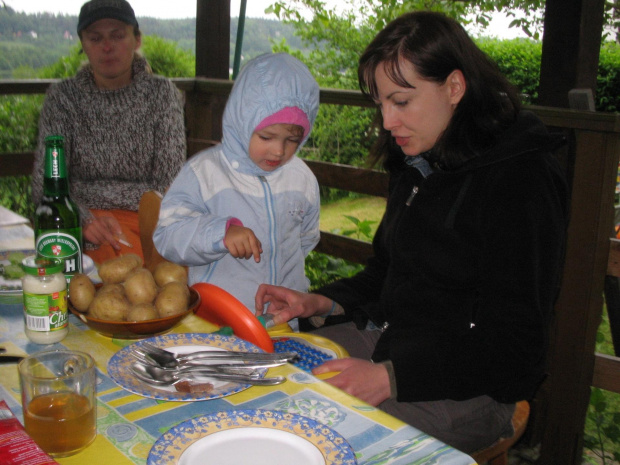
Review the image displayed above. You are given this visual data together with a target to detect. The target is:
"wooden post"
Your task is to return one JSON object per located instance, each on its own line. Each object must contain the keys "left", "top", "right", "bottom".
{"left": 533, "top": 113, "right": 620, "bottom": 463}
{"left": 195, "top": 0, "right": 230, "bottom": 79}
{"left": 538, "top": 0, "right": 605, "bottom": 107}
{"left": 188, "top": 0, "right": 231, "bottom": 156}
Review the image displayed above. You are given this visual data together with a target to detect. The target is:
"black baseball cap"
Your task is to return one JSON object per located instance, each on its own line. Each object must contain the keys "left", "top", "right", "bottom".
{"left": 77, "top": 0, "right": 139, "bottom": 34}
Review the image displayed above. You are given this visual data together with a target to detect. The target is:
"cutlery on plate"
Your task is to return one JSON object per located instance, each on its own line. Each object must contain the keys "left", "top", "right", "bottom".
{"left": 129, "top": 351, "right": 264, "bottom": 374}
{"left": 130, "top": 362, "right": 286, "bottom": 386}
{"left": 136, "top": 341, "right": 297, "bottom": 368}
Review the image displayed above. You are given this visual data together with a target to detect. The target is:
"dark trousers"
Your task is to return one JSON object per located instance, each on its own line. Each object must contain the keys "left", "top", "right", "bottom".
{"left": 312, "top": 322, "right": 515, "bottom": 454}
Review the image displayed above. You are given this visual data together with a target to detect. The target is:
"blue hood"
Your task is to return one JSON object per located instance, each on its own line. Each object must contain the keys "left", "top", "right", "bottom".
{"left": 221, "top": 53, "right": 320, "bottom": 176}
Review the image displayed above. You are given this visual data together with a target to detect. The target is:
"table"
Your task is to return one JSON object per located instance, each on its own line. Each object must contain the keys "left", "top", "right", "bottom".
{"left": 0, "top": 214, "right": 475, "bottom": 465}
{"left": 0, "top": 301, "right": 476, "bottom": 465}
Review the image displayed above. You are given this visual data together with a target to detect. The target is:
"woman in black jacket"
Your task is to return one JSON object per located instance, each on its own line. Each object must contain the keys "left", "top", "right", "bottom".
{"left": 255, "top": 11, "right": 568, "bottom": 453}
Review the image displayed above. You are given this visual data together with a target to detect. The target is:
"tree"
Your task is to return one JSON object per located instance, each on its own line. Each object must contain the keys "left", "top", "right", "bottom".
{"left": 267, "top": 0, "right": 547, "bottom": 91}
{"left": 266, "top": 0, "right": 549, "bottom": 172}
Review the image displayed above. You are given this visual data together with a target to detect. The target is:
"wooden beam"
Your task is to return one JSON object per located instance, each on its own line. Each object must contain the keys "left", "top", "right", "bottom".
{"left": 196, "top": 0, "right": 230, "bottom": 78}
{"left": 0, "top": 153, "right": 34, "bottom": 177}
{"left": 607, "top": 238, "right": 620, "bottom": 276}
{"left": 538, "top": 0, "right": 606, "bottom": 107}
{"left": 315, "top": 231, "right": 372, "bottom": 265}
{"left": 304, "top": 160, "right": 388, "bottom": 198}
{"left": 537, "top": 128, "right": 620, "bottom": 464}
{"left": 0, "top": 79, "right": 55, "bottom": 94}
{"left": 592, "top": 353, "right": 620, "bottom": 392}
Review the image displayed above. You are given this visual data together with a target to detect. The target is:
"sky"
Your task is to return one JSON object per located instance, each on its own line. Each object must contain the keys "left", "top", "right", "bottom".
{"left": 10, "top": 0, "right": 527, "bottom": 39}
{"left": 9, "top": 0, "right": 278, "bottom": 19}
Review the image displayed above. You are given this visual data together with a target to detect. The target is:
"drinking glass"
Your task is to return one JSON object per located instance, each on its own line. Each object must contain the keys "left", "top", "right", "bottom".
{"left": 18, "top": 349, "right": 97, "bottom": 457}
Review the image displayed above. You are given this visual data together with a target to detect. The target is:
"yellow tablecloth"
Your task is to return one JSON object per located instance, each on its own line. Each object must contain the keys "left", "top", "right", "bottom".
{"left": 0, "top": 213, "right": 475, "bottom": 464}
{"left": 0, "top": 301, "right": 476, "bottom": 465}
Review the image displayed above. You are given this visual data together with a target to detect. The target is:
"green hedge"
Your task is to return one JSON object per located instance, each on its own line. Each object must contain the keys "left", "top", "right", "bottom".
{"left": 478, "top": 38, "right": 543, "bottom": 104}
{"left": 597, "top": 42, "right": 620, "bottom": 112}
{"left": 479, "top": 37, "right": 620, "bottom": 112}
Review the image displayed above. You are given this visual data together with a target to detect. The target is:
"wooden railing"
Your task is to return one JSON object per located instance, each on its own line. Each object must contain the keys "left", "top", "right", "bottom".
{"left": 2, "top": 77, "right": 620, "bottom": 465}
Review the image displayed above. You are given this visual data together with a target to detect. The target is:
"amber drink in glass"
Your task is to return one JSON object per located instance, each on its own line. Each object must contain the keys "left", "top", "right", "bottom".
{"left": 18, "top": 350, "right": 96, "bottom": 457}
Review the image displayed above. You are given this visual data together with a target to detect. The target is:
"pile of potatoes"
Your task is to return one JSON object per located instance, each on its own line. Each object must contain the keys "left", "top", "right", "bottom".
{"left": 69, "top": 254, "right": 190, "bottom": 322}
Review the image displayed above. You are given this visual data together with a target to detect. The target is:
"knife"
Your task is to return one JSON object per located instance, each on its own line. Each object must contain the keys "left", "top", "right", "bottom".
{"left": 0, "top": 356, "right": 23, "bottom": 364}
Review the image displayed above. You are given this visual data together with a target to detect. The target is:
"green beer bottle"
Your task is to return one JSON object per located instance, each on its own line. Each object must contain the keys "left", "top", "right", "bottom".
{"left": 34, "top": 135, "right": 83, "bottom": 283}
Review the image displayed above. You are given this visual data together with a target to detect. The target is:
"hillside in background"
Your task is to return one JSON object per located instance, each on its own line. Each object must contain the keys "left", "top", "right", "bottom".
{"left": 0, "top": 5, "right": 304, "bottom": 78}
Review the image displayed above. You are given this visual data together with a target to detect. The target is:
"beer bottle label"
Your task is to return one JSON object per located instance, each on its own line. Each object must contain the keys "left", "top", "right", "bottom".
{"left": 44, "top": 145, "right": 67, "bottom": 180}
{"left": 23, "top": 289, "right": 68, "bottom": 332}
{"left": 35, "top": 230, "right": 83, "bottom": 282}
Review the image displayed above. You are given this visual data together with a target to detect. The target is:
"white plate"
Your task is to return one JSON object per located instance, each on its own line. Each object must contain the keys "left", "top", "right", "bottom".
{"left": 147, "top": 409, "right": 357, "bottom": 465}
{"left": 107, "top": 333, "right": 269, "bottom": 402}
{"left": 0, "top": 251, "right": 96, "bottom": 295}
{"left": 180, "top": 427, "right": 324, "bottom": 465}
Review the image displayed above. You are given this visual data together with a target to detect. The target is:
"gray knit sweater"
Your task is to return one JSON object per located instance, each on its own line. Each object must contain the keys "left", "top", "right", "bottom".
{"left": 32, "top": 57, "right": 186, "bottom": 223}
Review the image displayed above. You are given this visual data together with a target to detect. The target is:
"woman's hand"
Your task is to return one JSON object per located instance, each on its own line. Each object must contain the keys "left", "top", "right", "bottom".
{"left": 313, "top": 358, "right": 391, "bottom": 406}
{"left": 255, "top": 284, "right": 332, "bottom": 325}
{"left": 83, "top": 215, "right": 123, "bottom": 250}
{"left": 224, "top": 225, "right": 263, "bottom": 262}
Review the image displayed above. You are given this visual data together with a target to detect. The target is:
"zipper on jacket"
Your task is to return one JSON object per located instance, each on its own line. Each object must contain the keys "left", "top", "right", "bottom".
{"left": 405, "top": 186, "right": 419, "bottom": 206}
{"left": 259, "top": 176, "right": 278, "bottom": 285}
{"left": 470, "top": 291, "right": 480, "bottom": 329}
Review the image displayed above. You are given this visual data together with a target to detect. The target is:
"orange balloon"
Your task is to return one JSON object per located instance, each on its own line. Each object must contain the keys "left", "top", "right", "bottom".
{"left": 191, "top": 282, "right": 274, "bottom": 352}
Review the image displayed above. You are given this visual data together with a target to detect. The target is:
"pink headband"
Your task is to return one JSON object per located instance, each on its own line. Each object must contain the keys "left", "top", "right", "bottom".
{"left": 254, "top": 106, "right": 310, "bottom": 138}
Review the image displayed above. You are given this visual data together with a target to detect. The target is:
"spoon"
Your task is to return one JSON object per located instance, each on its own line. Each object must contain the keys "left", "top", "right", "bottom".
{"left": 137, "top": 341, "right": 297, "bottom": 368}
{"left": 130, "top": 362, "right": 286, "bottom": 386}
{"left": 130, "top": 351, "right": 260, "bottom": 375}
{"left": 130, "top": 349, "right": 288, "bottom": 370}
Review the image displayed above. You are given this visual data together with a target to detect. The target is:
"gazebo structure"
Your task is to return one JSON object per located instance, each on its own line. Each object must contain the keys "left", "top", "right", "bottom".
{"left": 0, "top": 1, "right": 619, "bottom": 464}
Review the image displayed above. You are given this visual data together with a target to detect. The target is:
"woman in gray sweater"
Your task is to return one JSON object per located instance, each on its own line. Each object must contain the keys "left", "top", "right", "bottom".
{"left": 32, "top": 0, "right": 186, "bottom": 265}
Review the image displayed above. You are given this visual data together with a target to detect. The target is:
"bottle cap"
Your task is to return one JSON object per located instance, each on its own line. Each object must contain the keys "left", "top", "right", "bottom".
{"left": 21, "top": 256, "right": 64, "bottom": 276}
{"left": 44, "top": 135, "right": 64, "bottom": 144}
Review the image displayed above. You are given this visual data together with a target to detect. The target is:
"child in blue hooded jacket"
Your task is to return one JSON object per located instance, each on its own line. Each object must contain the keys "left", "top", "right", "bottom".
{"left": 153, "top": 53, "right": 320, "bottom": 320}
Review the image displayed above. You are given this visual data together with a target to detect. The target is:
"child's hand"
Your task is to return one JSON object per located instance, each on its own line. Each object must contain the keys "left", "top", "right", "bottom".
{"left": 224, "top": 225, "right": 263, "bottom": 262}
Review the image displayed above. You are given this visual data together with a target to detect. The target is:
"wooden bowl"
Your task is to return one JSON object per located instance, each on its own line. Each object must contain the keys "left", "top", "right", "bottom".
{"left": 68, "top": 286, "right": 201, "bottom": 339}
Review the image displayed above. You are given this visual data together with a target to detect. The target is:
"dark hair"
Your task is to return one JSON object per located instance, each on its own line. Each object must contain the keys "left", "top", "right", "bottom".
{"left": 358, "top": 11, "right": 521, "bottom": 170}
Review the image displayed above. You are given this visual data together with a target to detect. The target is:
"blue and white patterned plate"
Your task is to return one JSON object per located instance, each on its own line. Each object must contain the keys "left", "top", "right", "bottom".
{"left": 148, "top": 409, "right": 357, "bottom": 465}
{"left": 107, "top": 333, "right": 268, "bottom": 402}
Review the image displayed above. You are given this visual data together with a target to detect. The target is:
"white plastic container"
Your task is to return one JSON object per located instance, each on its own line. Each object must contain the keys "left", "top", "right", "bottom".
{"left": 21, "top": 256, "right": 68, "bottom": 344}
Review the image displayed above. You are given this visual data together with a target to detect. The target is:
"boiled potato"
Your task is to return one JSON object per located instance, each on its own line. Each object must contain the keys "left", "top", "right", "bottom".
{"left": 88, "top": 293, "right": 130, "bottom": 321}
{"left": 124, "top": 268, "right": 158, "bottom": 305}
{"left": 153, "top": 261, "right": 188, "bottom": 287}
{"left": 96, "top": 283, "right": 125, "bottom": 296}
{"left": 98, "top": 254, "right": 143, "bottom": 284}
{"left": 127, "top": 303, "right": 159, "bottom": 322}
{"left": 69, "top": 273, "right": 95, "bottom": 312}
{"left": 155, "top": 281, "right": 190, "bottom": 317}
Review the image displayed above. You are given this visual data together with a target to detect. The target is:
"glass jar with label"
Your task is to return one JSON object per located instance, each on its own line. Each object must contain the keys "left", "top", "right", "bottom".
{"left": 21, "top": 256, "right": 68, "bottom": 344}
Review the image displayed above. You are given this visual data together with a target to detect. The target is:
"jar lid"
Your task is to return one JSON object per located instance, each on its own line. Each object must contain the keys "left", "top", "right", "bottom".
{"left": 21, "top": 256, "right": 64, "bottom": 276}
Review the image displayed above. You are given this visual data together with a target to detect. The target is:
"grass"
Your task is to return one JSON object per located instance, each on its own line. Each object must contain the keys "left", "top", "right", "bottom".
{"left": 584, "top": 307, "right": 620, "bottom": 465}
{"left": 320, "top": 195, "right": 386, "bottom": 238}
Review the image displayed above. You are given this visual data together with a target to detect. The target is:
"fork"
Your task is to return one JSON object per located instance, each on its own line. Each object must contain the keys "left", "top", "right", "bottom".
{"left": 137, "top": 341, "right": 297, "bottom": 368}
{"left": 130, "top": 362, "right": 286, "bottom": 386}
{"left": 132, "top": 347, "right": 293, "bottom": 369}
{"left": 130, "top": 351, "right": 264, "bottom": 374}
